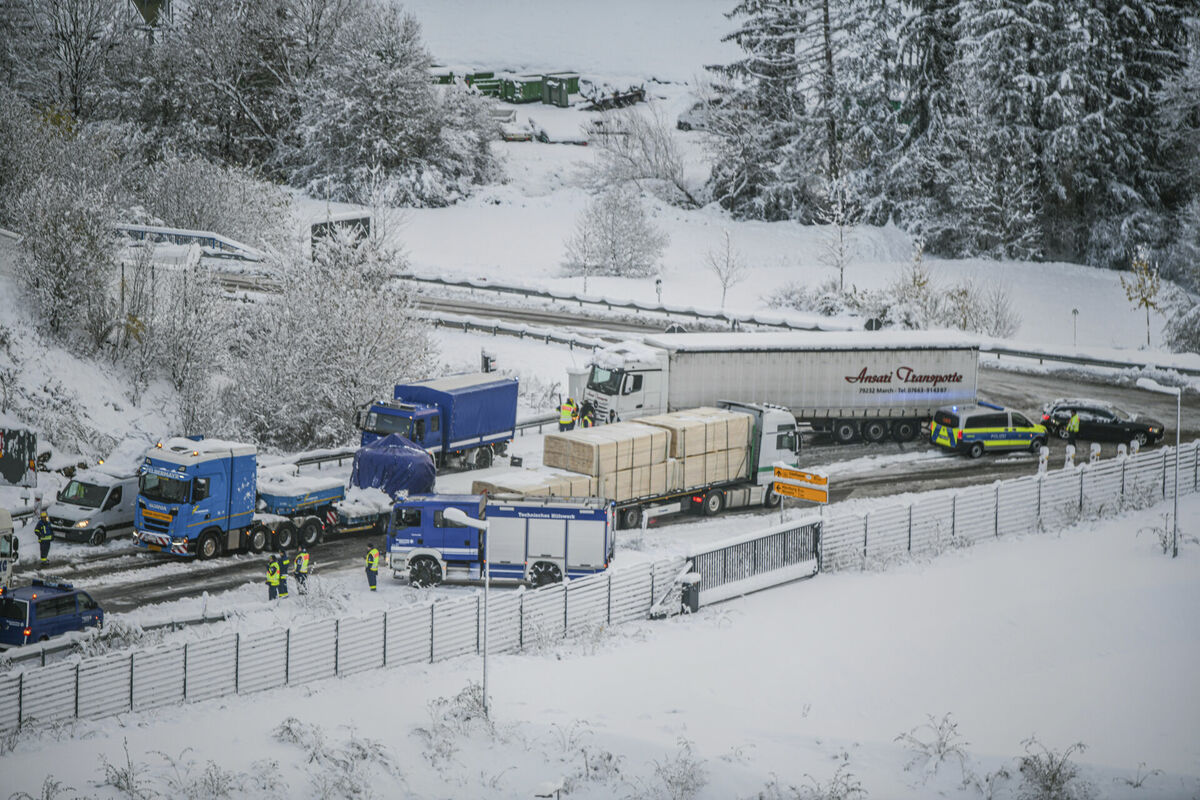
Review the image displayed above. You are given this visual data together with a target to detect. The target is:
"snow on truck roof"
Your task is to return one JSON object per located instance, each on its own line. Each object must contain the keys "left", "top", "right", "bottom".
{"left": 412, "top": 373, "right": 515, "bottom": 393}
{"left": 149, "top": 437, "right": 256, "bottom": 466}
{"left": 642, "top": 331, "right": 981, "bottom": 352}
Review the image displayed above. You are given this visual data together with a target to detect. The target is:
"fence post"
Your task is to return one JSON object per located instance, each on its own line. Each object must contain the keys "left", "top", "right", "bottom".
{"left": 606, "top": 572, "right": 613, "bottom": 625}
{"left": 235, "top": 633, "right": 240, "bottom": 693}
{"left": 1036, "top": 475, "right": 1043, "bottom": 527}
{"left": 285, "top": 629, "right": 291, "bottom": 685}
{"left": 476, "top": 596, "right": 481, "bottom": 655}
{"left": 1079, "top": 468, "right": 1085, "bottom": 515}
{"left": 951, "top": 494, "right": 957, "bottom": 540}
{"left": 907, "top": 505, "right": 913, "bottom": 552}
{"left": 333, "top": 621, "right": 340, "bottom": 675}
{"left": 1120, "top": 456, "right": 1127, "bottom": 498}
{"left": 429, "top": 606, "right": 435, "bottom": 664}
{"left": 862, "top": 513, "right": 869, "bottom": 561}
{"left": 74, "top": 663, "right": 80, "bottom": 718}
{"left": 563, "top": 582, "right": 569, "bottom": 639}
{"left": 519, "top": 593, "right": 525, "bottom": 652}
{"left": 129, "top": 653, "right": 135, "bottom": 712}
{"left": 994, "top": 484, "right": 1000, "bottom": 537}
{"left": 183, "top": 642, "right": 189, "bottom": 699}
{"left": 382, "top": 611, "right": 388, "bottom": 667}
{"left": 1162, "top": 448, "right": 1168, "bottom": 498}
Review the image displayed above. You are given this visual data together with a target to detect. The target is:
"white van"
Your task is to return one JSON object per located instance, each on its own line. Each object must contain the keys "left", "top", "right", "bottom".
{"left": 47, "top": 469, "right": 138, "bottom": 545}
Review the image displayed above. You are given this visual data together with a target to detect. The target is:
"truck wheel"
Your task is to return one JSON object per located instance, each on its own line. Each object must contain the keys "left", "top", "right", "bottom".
{"left": 619, "top": 507, "right": 642, "bottom": 530}
{"left": 862, "top": 420, "right": 888, "bottom": 443}
{"left": 474, "top": 447, "right": 493, "bottom": 469}
{"left": 409, "top": 557, "right": 443, "bottom": 588}
{"left": 967, "top": 442, "right": 985, "bottom": 459}
{"left": 248, "top": 524, "right": 270, "bottom": 553}
{"left": 530, "top": 562, "right": 562, "bottom": 586}
{"left": 891, "top": 420, "right": 918, "bottom": 443}
{"left": 274, "top": 521, "right": 297, "bottom": 549}
{"left": 197, "top": 531, "right": 222, "bottom": 560}
{"left": 764, "top": 485, "right": 781, "bottom": 508}
{"left": 702, "top": 490, "right": 724, "bottom": 516}
{"left": 300, "top": 518, "right": 323, "bottom": 547}
{"left": 88, "top": 527, "right": 107, "bottom": 546}
{"left": 833, "top": 420, "right": 858, "bottom": 444}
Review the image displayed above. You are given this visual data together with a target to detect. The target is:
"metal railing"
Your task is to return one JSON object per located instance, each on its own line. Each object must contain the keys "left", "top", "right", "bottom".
{"left": 688, "top": 518, "right": 821, "bottom": 606}
{"left": 0, "top": 557, "right": 683, "bottom": 734}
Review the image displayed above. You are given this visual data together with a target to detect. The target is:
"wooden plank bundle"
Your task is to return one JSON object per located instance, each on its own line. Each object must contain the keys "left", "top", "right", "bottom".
{"left": 543, "top": 422, "right": 669, "bottom": 475}
{"left": 471, "top": 468, "right": 596, "bottom": 499}
{"left": 635, "top": 407, "right": 752, "bottom": 457}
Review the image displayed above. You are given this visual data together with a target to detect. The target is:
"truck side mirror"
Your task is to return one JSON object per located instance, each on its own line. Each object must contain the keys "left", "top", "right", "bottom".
{"left": 193, "top": 477, "right": 209, "bottom": 502}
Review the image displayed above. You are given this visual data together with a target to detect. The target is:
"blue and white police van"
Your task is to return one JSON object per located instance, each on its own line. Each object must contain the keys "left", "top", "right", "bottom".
{"left": 0, "top": 579, "right": 104, "bottom": 648}
{"left": 387, "top": 494, "right": 615, "bottom": 587}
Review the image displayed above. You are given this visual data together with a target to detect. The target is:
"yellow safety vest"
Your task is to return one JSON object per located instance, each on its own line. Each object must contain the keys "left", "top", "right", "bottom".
{"left": 559, "top": 403, "right": 575, "bottom": 424}
{"left": 365, "top": 548, "right": 379, "bottom": 571}
{"left": 1067, "top": 414, "right": 1080, "bottom": 433}
{"left": 296, "top": 552, "right": 310, "bottom": 573}
{"left": 267, "top": 561, "right": 280, "bottom": 586}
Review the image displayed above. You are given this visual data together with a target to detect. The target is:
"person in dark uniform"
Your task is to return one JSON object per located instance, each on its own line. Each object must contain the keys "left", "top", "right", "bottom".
{"left": 35, "top": 512, "right": 53, "bottom": 564}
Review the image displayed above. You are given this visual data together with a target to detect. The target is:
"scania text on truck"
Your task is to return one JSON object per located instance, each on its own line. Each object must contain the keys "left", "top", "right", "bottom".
{"left": 133, "top": 437, "right": 434, "bottom": 559}
{"left": 580, "top": 332, "right": 979, "bottom": 444}
{"left": 357, "top": 373, "right": 518, "bottom": 470}
{"left": 387, "top": 494, "right": 614, "bottom": 587}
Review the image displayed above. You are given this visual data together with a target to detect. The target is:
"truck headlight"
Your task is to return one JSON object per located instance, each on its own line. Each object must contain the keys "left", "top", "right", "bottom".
{"left": 172, "top": 537, "right": 188, "bottom": 546}
{"left": 74, "top": 520, "right": 90, "bottom": 528}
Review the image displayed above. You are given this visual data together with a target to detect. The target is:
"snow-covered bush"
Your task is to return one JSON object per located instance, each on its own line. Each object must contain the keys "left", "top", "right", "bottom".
{"left": 286, "top": 1, "right": 498, "bottom": 206}
{"left": 13, "top": 173, "right": 120, "bottom": 341}
{"left": 1016, "top": 737, "right": 1093, "bottom": 800}
{"left": 895, "top": 713, "right": 971, "bottom": 784}
{"left": 584, "top": 103, "right": 703, "bottom": 208}
{"left": 649, "top": 736, "right": 707, "bottom": 800}
{"left": 223, "top": 231, "right": 435, "bottom": 450}
{"left": 129, "top": 152, "right": 294, "bottom": 253}
{"left": 562, "top": 186, "right": 668, "bottom": 290}
{"left": 1162, "top": 285, "right": 1200, "bottom": 354}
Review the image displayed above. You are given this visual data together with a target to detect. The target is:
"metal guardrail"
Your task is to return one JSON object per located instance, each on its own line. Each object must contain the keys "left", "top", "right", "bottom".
{"left": 980, "top": 345, "right": 1200, "bottom": 378}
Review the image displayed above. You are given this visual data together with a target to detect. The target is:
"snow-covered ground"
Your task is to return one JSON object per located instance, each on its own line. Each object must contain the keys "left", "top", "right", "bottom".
{"left": 4, "top": 495, "right": 1197, "bottom": 799}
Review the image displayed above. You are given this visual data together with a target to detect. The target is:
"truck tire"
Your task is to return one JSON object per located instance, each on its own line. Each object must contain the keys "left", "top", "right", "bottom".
{"left": 764, "top": 484, "right": 781, "bottom": 508}
{"left": 197, "top": 530, "right": 222, "bottom": 560}
{"left": 88, "top": 527, "right": 107, "bottom": 546}
{"left": 833, "top": 420, "right": 858, "bottom": 444}
{"left": 530, "top": 561, "right": 562, "bottom": 586}
{"left": 619, "top": 507, "right": 642, "bottom": 530}
{"left": 474, "top": 447, "right": 493, "bottom": 469}
{"left": 274, "top": 521, "right": 297, "bottom": 549}
{"left": 300, "top": 517, "right": 323, "bottom": 547}
{"left": 248, "top": 524, "right": 270, "bottom": 553}
{"left": 409, "top": 557, "right": 443, "bottom": 587}
{"left": 702, "top": 490, "right": 724, "bottom": 516}
{"left": 967, "top": 442, "right": 985, "bottom": 459}
{"left": 862, "top": 420, "right": 888, "bottom": 443}
{"left": 891, "top": 420, "right": 918, "bottom": 443}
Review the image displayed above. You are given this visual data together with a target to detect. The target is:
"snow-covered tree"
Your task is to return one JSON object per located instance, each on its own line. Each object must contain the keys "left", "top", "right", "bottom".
{"left": 706, "top": 230, "right": 747, "bottom": 309}
{"left": 817, "top": 179, "right": 861, "bottom": 290}
{"left": 562, "top": 187, "right": 668, "bottom": 290}
{"left": 226, "top": 232, "right": 435, "bottom": 449}
{"left": 286, "top": 2, "right": 496, "bottom": 206}
{"left": 157, "top": 262, "right": 229, "bottom": 434}
{"left": 585, "top": 104, "right": 702, "bottom": 208}
{"left": 13, "top": 174, "right": 120, "bottom": 340}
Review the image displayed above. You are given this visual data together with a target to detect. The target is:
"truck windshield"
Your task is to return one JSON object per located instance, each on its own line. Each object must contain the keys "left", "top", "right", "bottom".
{"left": 0, "top": 598, "right": 27, "bottom": 624}
{"left": 58, "top": 480, "right": 108, "bottom": 508}
{"left": 361, "top": 410, "right": 412, "bottom": 438}
{"left": 139, "top": 473, "right": 191, "bottom": 504}
{"left": 587, "top": 366, "right": 623, "bottom": 394}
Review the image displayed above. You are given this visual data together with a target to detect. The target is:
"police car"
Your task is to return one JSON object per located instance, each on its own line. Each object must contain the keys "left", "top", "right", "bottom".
{"left": 929, "top": 401, "right": 1048, "bottom": 458}
{"left": 0, "top": 579, "right": 104, "bottom": 648}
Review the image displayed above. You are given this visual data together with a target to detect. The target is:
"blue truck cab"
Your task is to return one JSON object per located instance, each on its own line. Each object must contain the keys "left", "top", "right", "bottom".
{"left": 0, "top": 579, "right": 103, "bottom": 648}
{"left": 134, "top": 438, "right": 257, "bottom": 558}
{"left": 358, "top": 374, "right": 518, "bottom": 470}
{"left": 387, "top": 493, "right": 614, "bottom": 587}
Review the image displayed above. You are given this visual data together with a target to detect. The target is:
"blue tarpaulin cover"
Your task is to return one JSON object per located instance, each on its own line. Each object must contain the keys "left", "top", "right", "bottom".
{"left": 350, "top": 434, "right": 436, "bottom": 497}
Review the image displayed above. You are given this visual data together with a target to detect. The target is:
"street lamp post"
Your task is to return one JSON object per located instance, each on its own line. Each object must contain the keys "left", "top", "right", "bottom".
{"left": 1136, "top": 378, "right": 1181, "bottom": 558}
{"left": 444, "top": 507, "right": 491, "bottom": 713}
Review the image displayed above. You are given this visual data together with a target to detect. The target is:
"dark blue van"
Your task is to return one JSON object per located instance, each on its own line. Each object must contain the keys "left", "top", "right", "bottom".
{"left": 0, "top": 579, "right": 104, "bottom": 647}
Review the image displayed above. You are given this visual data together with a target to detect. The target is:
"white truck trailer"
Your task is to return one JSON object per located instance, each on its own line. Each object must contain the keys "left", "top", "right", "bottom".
{"left": 580, "top": 332, "right": 979, "bottom": 444}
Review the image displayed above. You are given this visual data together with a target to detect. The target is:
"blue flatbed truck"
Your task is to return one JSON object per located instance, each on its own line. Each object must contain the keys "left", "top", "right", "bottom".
{"left": 387, "top": 494, "right": 615, "bottom": 587}
{"left": 133, "top": 438, "right": 392, "bottom": 559}
{"left": 357, "top": 373, "right": 518, "bottom": 470}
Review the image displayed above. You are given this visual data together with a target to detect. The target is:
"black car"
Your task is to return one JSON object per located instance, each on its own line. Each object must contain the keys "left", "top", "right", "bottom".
{"left": 1039, "top": 398, "right": 1165, "bottom": 445}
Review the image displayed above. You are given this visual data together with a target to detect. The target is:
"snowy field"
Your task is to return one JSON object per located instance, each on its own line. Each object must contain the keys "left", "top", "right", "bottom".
{"left": 3, "top": 495, "right": 1197, "bottom": 799}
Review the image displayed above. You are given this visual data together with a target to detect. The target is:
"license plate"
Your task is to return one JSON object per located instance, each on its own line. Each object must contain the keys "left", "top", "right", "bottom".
{"left": 148, "top": 544, "right": 161, "bottom": 552}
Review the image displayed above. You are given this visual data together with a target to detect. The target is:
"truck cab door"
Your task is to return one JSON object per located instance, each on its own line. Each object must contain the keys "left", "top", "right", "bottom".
{"left": 621, "top": 373, "right": 645, "bottom": 411}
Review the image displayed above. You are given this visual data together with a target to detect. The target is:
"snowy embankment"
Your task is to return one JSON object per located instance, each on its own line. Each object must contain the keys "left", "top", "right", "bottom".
{"left": 3, "top": 495, "right": 1197, "bottom": 799}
